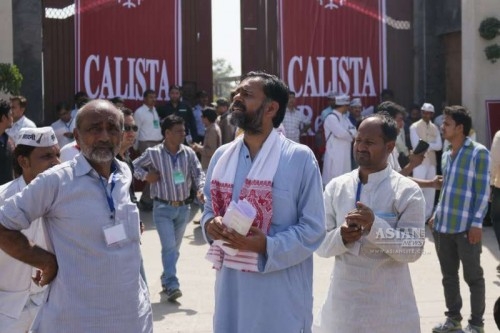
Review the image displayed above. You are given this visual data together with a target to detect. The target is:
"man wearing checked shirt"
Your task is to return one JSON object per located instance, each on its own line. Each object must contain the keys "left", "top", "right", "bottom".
{"left": 429, "top": 106, "right": 490, "bottom": 333}
{"left": 133, "top": 114, "right": 205, "bottom": 302}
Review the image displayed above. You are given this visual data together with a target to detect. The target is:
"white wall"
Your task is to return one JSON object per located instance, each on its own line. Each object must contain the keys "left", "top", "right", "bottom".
{"left": 0, "top": 0, "right": 13, "bottom": 100}
{"left": 0, "top": 0, "right": 13, "bottom": 63}
{"left": 462, "top": 0, "right": 500, "bottom": 146}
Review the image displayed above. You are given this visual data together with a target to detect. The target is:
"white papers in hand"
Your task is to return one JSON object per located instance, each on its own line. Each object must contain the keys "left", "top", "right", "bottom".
{"left": 214, "top": 199, "right": 256, "bottom": 256}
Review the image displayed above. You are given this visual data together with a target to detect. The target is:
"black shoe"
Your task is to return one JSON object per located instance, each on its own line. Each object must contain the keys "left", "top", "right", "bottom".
{"left": 166, "top": 288, "right": 182, "bottom": 302}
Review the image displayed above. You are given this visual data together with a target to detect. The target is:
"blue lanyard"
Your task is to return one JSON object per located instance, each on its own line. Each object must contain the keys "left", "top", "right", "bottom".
{"left": 169, "top": 151, "right": 179, "bottom": 166}
{"left": 65, "top": 118, "right": 74, "bottom": 131}
{"left": 355, "top": 181, "right": 362, "bottom": 205}
{"left": 99, "top": 169, "right": 117, "bottom": 219}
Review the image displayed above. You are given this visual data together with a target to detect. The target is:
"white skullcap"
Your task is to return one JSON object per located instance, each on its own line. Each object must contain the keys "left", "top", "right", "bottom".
{"left": 350, "top": 98, "right": 362, "bottom": 107}
{"left": 326, "top": 91, "right": 337, "bottom": 99}
{"left": 421, "top": 103, "right": 435, "bottom": 113}
{"left": 16, "top": 127, "right": 58, "bottom": 147}
{"left": 335, "top": 94, "right": 350, "bottom": 106}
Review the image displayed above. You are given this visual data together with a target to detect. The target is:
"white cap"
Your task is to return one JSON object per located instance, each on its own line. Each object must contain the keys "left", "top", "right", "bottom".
{"left": 421, "top": 103, "right": 435, "bottom": 113}
{"left": 335, "top": 94, "right": 350, "bottom": 106}
{"left": 326, "top": 91, "right": 337, "bottom": 99}
{"left": 350, "top": 98, "right": 362, "bottom": 107}
{"left": 16, "top": 127, "right": 58, "bottom": 147}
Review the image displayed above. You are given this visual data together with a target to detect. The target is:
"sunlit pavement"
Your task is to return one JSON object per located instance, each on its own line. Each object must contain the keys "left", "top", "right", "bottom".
{"left": 139, "top": 201, "right": 500, "bottom": 332}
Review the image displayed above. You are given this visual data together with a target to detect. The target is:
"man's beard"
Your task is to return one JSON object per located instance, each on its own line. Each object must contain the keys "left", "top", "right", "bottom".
{"left": 229, "top": 101, "right": 266, "bottom": 134}
{"left": 81, "top": 144, "right": 119, "bottom": 163}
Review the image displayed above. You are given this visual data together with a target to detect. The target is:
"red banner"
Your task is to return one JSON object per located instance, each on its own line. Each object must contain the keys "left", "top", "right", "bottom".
{"left": 278, "top": 0, "right": 386, "bottom": 151}
{"left": 75, "top": 0, "right": 181, "bottom": 110}
{"left": 486, "top": 100, "right": 500, "bottom": 146}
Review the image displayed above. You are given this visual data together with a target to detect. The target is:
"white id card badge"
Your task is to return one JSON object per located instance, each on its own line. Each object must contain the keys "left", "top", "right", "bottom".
{"left": 103, "top": 223, "right": 127, "bottom": 246}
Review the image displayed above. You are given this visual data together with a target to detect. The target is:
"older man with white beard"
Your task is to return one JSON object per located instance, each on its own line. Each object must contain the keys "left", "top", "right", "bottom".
{"left": 0, "top": 100, "right": 153, "bottom": 333}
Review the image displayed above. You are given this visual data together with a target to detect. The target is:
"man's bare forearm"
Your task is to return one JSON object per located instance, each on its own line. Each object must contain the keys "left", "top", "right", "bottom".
{"left": 0, "top": 224, "right": 56, "bottom": 270}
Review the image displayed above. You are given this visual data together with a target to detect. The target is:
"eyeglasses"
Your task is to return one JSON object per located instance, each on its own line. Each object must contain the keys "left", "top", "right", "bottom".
{"left": 124, "top": 125, "right": 138, "bottom": 132}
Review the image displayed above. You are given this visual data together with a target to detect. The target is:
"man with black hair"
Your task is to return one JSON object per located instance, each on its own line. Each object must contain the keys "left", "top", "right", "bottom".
{"left": 202, "top": 71, "right": 325, "bottom": 332}
{"left": 430, "top": 106, "right": 489, "bottom": 333}
{"left": 0, "top": 127, "right": 60, "bottom": 332}
{"left": 215, "top": 97, "right": 236, "bottom": 144}
{"left": 70, "top": 91, "right": 89, "bottom": 118}
{"left": 191, "top": 107, "right": 221, "bottom": 171}
{"left": 0, "top": 99, "right": 14, "bottom": 185}
{"left": 133, "top": 114, "right": 204, "bottom": 302}
{"left": 315, "top": 113, "right": 425, "bottom": 333}
{"left": 159, "top": 85, "right": 198, "bottom": 143}
{"left": 51, "top": 102, "right": 75, "bottom": 147}
{"left": 7, "top": 96, "right": 36, "bottom": 143}
{"left": 134, "top": 89, "right": 163, "bottom": 210}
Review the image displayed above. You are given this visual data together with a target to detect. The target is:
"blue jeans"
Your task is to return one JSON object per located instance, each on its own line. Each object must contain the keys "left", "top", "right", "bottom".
{"left": 153, "top": 200, "right": 190, "bottom": 290}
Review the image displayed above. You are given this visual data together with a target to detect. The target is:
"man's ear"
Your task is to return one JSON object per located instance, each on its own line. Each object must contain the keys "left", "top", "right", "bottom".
{"left": 17, "top": 155, "right": 30, "bottom": 169}
{"left": 386, "top": 140, "right": 396, "bottom": 154}
{"left": 266, "top": 100, "right": 279, "bottom": 118}
{"left": 73, "top": 128, "right": 80, "bottom": 144}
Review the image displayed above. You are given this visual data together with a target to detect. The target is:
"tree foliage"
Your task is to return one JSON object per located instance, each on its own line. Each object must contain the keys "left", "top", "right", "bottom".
{"left": 213, "top": 58, "right": 238, "bottom": 99}
{"left": 0, "top": 63, "right": 23, "bottom": 95}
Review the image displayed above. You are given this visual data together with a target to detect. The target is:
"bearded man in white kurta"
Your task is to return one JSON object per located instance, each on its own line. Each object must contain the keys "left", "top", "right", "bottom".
{"left": 314, "top": 113, "right": 426, "bottom": 333}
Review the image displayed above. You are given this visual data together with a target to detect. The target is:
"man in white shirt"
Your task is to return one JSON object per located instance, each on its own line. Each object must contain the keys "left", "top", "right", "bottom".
{"left": 0, "top": 126, "right": 60, "bottom": 333}
{"left": 6, "top": 96, "right": 36, "bottom": 143}
{"left": 322, "top": 94, "right": 357, "bottom": 185}
{"left": 314, "top": 113, "right": 425, "bottom": 333}
{"left": 51, "top": 102, "right": 75, "bottom": 147}
{"left": 134, "top": 89, "right": 163, "bottom": 210}
{"left": 282, "top": 91, "right": 310, "bottom": 143}
{"left": 410, "top": 102, "right": 442, "bottom": 220}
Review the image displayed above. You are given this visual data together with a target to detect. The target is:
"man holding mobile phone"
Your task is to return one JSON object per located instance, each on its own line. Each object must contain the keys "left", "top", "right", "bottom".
{"left": 409, "top": 103, "right": 442, "bottom": 221}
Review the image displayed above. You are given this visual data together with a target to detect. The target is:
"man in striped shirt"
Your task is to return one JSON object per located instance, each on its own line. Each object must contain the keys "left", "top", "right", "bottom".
{"left": 430, "top": 106, "right": 490, "bottom": 333}
{"left": 133, "top": 115, "right": 205, "bottom": 302}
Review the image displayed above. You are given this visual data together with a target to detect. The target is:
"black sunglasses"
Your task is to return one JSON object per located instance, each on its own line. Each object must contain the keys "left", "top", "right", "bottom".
{"left": 124, "top": 125, "right": 138, "bottom": 132}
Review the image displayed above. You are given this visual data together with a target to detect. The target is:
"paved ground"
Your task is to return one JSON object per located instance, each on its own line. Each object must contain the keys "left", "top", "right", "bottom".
{"left": 139, "top": 203, "right": 500, "bottom": 332}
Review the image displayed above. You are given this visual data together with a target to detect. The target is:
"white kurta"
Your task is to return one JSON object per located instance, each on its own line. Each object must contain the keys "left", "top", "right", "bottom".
{"left": 314, "top": 166, "right": 425, "bottom": 333}
{"left": 410, "top": 120, "right": 442, "bottom": 219}
{"left": 322, "top": 110, "right": 356, "bottom": 185}
{"left": 0, "top": 177, "right": 48, "bottom": 330}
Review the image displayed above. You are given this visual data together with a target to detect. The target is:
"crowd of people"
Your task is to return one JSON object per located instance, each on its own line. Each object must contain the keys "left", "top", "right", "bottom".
{"left": 0, "top": 71, "right": 498, "bottom": 333}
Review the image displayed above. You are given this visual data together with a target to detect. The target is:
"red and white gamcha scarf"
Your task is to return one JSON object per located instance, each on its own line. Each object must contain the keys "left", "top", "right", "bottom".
{"left": 205, "top": 129, "right": 282, "bottom": 272}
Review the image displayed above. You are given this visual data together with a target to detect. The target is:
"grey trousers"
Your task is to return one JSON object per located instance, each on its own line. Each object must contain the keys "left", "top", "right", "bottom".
{"left": 432, "top": 230, "right": 485, "bottom": 327}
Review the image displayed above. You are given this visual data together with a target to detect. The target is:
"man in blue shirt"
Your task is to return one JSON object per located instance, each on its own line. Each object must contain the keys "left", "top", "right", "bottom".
{"left": 430, "top": 106, "right": 490, "bottom": 333}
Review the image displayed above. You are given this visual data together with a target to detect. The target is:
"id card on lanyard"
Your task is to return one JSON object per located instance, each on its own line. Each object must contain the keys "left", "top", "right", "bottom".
{"left": 170, "top": 152, "right": 185, "bottom": 185}
{"left": 99, "top": 167, "right": 128, "bottom": 246}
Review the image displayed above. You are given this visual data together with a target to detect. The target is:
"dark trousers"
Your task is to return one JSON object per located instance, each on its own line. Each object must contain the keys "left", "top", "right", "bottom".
{"left": 433, "top": 231, "right": 485, "bottom": 327}
{"left": 491, "top": 186, "right": 500, "bottom": 250}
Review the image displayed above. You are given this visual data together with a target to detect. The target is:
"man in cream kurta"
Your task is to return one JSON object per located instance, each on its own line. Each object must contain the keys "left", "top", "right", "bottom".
{"left": 410, "top": 102, "right": 442, "bottom": 220}
{"left": 314, "top": 113, "right": 425, "bottom": 333}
